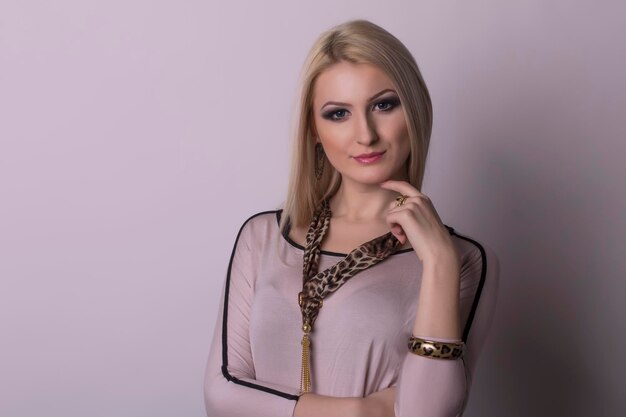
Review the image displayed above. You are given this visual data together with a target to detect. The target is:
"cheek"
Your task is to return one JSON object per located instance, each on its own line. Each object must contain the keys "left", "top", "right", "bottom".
{"left": 315, "top": 120, "right": 352, "bottom": 153}
{"left": 321, "top": 142, "right": 347, "bottom": 168}
{"left": 316, "top": 122, "right": 352, "bottom": 143}
{"left": 378, "top": 112, "right": 409, "bottom": 140}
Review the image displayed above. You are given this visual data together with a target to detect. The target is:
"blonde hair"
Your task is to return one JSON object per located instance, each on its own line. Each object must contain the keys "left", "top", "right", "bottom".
{"left": 278, "top": 19, "right": 433, "bottom": 235}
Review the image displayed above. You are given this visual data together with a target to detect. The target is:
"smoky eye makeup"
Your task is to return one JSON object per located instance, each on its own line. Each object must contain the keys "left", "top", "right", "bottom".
{"left": 375, "top": 96, "right": 401, "bottom": 111}
{"left": 321, "top": 95, "right": 401, "bottom": 120}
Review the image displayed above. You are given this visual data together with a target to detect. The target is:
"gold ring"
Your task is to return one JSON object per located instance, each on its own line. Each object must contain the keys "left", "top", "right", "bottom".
{"left": 395, "top": 195, "right": 409, "bottom": 207}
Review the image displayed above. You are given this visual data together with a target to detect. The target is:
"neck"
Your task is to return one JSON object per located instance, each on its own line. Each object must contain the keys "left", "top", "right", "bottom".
{"left": 329, "top": 172, "right": 410, "bottom": 223}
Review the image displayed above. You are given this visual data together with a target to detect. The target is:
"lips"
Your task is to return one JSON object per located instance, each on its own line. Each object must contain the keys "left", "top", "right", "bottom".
{"left": 353, "top": 150, "right": 385, "bottom": 164}
{"left": 354, "top": 151, "right": 385, "bottom": 158}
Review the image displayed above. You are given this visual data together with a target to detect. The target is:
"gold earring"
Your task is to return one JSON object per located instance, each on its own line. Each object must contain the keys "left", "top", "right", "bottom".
{"left": 315, "top": 142, "right": 325, "bottom": 180}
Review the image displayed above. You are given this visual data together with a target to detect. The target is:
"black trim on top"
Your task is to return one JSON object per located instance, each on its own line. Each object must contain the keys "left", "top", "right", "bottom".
{"left": 221, "top": 210, "right": 300, "bottom": 401}
{"left": 221, "top": 208, "right": 485, "bottom": 398}
{"left": 449, "top": 230, "right": 488, "bottom": 344}
{"left": 276, "top": 209, "right": 455, "bottom": 257}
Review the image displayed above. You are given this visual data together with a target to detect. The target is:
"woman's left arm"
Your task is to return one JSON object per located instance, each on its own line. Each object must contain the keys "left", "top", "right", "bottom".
{"left": 391, "top": 243, "right": 499, "bottom": 417}
{"left": 360, "top": 245, "right": 499, "bottom": 417}
{"left": 372, "top": 180, "right": 500, "bottom": 417}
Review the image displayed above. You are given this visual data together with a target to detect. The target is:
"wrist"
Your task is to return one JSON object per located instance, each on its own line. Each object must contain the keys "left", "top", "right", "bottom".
{"left": 422, "top": 237, "right": 459, "bottom": 265}
{"left": 422, "top": 251, "right": 460, "bottom": 275}
{"left": 349, "top": 397, "right": 366, "bottom": 417}
{"left": 293, "top": 393, "right": 364, "bottom": 417}
{"left": 350, "top": 396, "right": 378, "bottom": 417}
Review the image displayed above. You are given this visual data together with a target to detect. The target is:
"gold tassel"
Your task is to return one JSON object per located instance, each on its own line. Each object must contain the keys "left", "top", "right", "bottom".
{"left": 300, "top": 324, "right": 312, "bottom": 393}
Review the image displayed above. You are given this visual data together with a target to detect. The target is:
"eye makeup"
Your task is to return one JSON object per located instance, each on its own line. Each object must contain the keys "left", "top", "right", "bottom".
{"left": 321, "top": 95, "right": 401, "bottom": 121}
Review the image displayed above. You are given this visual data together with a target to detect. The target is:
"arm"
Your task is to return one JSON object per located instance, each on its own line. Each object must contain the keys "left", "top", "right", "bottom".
{"left": 203, "top": 218, "right": 302, "bottom": 417}
{"left": 394, "top": 238, "right": 500, "bottom": 417}
{"left": 294, "top": 393, "right": 361, "bottom": 417}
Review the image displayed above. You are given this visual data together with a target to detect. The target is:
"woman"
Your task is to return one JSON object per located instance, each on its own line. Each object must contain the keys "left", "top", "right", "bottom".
{"left": 204, "top": 19, "right": 499, "bottom": 417}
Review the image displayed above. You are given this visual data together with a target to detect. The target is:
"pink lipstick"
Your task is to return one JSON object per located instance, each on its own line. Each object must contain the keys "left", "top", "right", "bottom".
{"left": 353, "top": 151, "right": 385, "bottom": 164}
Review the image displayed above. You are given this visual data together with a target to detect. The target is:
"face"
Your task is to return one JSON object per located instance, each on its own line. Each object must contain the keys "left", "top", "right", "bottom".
{"left": 311, "top": 61, "right": 411, "bottom": 186}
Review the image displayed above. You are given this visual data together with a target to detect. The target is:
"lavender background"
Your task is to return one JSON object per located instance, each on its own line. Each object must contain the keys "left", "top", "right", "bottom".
{"left": 1, "top": 1, "right": 624, "bottom": 416}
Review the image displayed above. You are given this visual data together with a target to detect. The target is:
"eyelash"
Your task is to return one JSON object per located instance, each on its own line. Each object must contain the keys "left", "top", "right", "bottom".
{"left": 322, "top": 97, "right": 401, "bottom": 121}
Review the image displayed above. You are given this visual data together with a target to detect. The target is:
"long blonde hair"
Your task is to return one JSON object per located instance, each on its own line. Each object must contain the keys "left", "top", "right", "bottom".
{"left": 278, "top": 19, "right": 433, "bottom": 235}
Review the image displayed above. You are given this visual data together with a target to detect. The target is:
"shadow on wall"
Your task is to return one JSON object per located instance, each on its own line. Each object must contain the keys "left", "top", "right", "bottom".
{"left": 458, "top": 35, "right": 623, "bottom": 416}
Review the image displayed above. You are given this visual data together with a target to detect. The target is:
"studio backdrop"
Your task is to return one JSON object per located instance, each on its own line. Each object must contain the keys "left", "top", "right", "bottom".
{"left": 0, "top": 1, "right": 624, "bottom": 416}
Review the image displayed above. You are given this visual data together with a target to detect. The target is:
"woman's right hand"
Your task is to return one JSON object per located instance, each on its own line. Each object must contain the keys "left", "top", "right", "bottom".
{"left": 293, "top": 392, "right": 362, "bottom": 417}
{"left": 356, "top": 386, "right": 396, "bottom": 417}
{"left": 292, "top": 387, "right": 395, "bottom": 417}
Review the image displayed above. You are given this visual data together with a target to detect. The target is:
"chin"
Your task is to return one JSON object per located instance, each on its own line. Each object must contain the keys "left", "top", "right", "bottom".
{"left": 345, "top": 171, "right": 392, "bottom": 184}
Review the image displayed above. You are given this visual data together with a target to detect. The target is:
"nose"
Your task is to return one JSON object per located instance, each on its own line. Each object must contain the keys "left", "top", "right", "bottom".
{"left": 355, "top": 111, "right": 379, "bottom": 146}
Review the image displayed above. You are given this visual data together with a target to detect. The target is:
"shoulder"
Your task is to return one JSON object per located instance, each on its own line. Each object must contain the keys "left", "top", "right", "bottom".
{"left": 444, "top": 225, "right": 498, "bottom": 269}
{"left": 233, "top": 208, "right": 282, "bottom": 243}
{"left": 445, "top": 225, "right": 500, "bottom": 286}
{"left": 446, "top": 226, "right": 500, "bottom": 342}
{"left": 239, "top": 208, "right": 279, "bottom": 229}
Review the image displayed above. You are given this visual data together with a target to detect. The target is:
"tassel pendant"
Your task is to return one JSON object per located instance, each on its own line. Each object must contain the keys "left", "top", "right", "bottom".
{"left": 300, "top": 322, "right": 312, "bottom": 393}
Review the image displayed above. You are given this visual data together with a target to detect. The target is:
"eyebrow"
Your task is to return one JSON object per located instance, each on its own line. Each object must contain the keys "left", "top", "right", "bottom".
{"left": 320, "top": 88, "right": 397, "bottom": 111}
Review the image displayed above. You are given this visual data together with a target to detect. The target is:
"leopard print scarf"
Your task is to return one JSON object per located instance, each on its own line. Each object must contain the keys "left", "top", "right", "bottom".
{"left": 297, "top": 197, "right": 403, "bottom": 393}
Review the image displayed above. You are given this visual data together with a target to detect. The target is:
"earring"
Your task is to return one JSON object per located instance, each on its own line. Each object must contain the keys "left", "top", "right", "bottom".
{"left": 315, "top": 142, "right": 325, "bottom": 180}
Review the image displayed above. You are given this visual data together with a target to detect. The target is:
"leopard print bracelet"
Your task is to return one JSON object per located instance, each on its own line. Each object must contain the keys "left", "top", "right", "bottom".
{"left": 408, "top": 336, "right": 465, "bottom": 360}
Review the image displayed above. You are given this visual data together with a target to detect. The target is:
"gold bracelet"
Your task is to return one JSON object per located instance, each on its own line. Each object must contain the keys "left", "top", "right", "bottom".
{"left": 408, "top": 335, "right": 465, "bottom": 360}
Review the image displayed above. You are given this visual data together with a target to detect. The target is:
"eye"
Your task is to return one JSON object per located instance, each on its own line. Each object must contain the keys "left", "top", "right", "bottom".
{"left": 375, "top": 102, "right": 392, "bottom": 111}
{"left": 321, "top": 97, "right": 401, "bottom": 121}
{"left": 374, "top": 97, "right": 400, "bottom": 112}
{"left": 322, "top": 109, "right": 349, "bottom": 121}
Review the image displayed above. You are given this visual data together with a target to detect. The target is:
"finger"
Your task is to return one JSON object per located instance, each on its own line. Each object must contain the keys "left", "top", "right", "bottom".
{"left": 391, "top": 223, "right": 405, "bottom": 238}
{"left": 391, "top": 227, "right": 406, "bottom": 244}
{"left": 387, "top": 198, "right": 428, "bottom": 218}
{"left": 379, "top": 180, "right": 423, "bottom": 198}
{"left": 386, "top": 219, "right": 406, "bottom": 244}
{"left": 389, "top": 200, "right": 438, "bottom": 230}
{"left": 387, "top": 193, "right": 435, "bottom": 216}
{"left": 386, "top": 204, "right": 429, "bottom": 238}
{"left": 384, "top": 214, "right": 409, "bottom": 244}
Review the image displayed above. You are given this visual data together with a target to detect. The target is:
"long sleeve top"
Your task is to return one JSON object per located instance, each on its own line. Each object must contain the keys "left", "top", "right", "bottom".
{"left": 204, "top": 208, "right": 499, "bottom": 417}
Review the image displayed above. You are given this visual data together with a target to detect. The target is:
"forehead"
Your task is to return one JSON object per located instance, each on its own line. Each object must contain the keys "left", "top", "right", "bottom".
{"left": 312, "top": 61, "right": 394, "bottom": 103}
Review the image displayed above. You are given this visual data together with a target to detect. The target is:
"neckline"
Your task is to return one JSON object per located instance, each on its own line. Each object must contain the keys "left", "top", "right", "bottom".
{"left": 275, "top": 209, "right": 419, "bottom": 258}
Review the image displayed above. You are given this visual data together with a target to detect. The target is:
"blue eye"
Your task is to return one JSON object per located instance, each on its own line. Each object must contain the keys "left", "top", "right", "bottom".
{"left": 321, "top": 97, "right": 401, "bottom": 121}
{"left": 323, "top": 109, "right": 348, "bottom": 121}
{"left": 375, "top": 97, "right": 400, "bottom": 112}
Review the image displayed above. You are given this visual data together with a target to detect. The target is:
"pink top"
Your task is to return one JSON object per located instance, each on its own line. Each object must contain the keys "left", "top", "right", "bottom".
{"left": 204, "top": 209, "right": 499, "bottom": 417}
